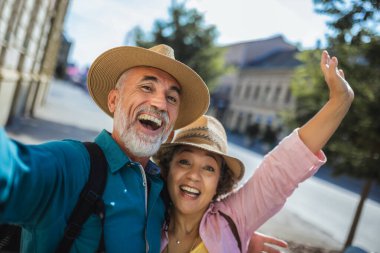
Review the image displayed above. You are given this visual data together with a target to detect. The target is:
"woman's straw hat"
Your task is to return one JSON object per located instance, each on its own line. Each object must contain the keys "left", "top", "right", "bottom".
{"left": 87, "top": 44, "right": 210, "bottom": 129}
{"left": 156, "top": 115, "right": 245, "bottom": 181}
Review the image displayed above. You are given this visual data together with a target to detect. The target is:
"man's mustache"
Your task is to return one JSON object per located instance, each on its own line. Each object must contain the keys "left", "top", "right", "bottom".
{"left": 136, "top": 105, "right": 169, "bottom": 128}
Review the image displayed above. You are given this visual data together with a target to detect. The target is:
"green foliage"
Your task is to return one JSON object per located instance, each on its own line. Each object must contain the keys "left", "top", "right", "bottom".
{"left": 129, "top": 1, "right": 226, "bottom": 91}
{"left": 286, "top": 1, "right": 380, "bottom": 182}
{"left": 330, "top": 45, "right": 380, "bottom": 179}
{"left": 293, "top": 48, "right": 380, "bottom": 181}
{"left": 291, "top": 50, "right": 327, "bottom": 121}
{"left": 313, "top": 0, "right": 380, "bottom": 45}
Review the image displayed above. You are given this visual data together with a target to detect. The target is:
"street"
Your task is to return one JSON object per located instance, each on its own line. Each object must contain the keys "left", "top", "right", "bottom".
{"left": 6, "top": 79, "right": 380, "bottom": 252}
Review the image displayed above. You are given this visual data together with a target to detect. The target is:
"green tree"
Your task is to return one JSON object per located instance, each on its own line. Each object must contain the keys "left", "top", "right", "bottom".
{"left": 129, "top": 1, "right": 226, "bottom": 91}
{"left": 287, "top": 0, "right": 380, "bottom": 249}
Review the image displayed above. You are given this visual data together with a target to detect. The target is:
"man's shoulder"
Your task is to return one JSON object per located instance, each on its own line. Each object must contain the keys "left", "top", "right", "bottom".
{"left": 31, "top": 139, "right": 91, "bottom": 172}
{"left": 37, "top": 138, "right": 87, "bottom": 153}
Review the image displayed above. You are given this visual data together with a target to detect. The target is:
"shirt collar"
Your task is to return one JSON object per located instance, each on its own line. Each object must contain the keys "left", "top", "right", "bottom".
{"left": 94, "top": 130, "right": 161, "bottom": 175}
{"left": 145, "top": 159, "right": 161, "bottom": 175}
{"left": 95, "top": 130, "right": 131, "bottom": 173}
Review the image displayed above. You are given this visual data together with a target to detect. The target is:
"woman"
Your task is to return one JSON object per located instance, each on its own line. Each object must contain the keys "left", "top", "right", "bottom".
{"left": 154, "top": 50, "right": 354, "bottom": 253}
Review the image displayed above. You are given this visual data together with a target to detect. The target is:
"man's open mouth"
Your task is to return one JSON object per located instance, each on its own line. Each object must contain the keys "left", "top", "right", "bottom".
{"left": 138, "top": 114, "right": 163, "bottom": 130}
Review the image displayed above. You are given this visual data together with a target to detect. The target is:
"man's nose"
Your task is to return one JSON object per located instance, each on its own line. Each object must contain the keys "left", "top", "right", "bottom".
{"left": 150, "top": 92, "right": 167, "bottom": 111}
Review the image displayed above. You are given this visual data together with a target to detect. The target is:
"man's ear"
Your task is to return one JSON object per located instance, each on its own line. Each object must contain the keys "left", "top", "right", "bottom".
{"left": 108, "top": 89, "right": 119, "bottom": 113}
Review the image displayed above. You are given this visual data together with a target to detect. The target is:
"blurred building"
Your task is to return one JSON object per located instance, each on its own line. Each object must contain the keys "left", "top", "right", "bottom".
{"left": 55, "top": 33, "right": 72, "bottom": 79}
{"left": 211, "top": 35, "right": 301, "bottom": 134}
{"left": 0, "top": 0, "right": 71, "bottom": 126}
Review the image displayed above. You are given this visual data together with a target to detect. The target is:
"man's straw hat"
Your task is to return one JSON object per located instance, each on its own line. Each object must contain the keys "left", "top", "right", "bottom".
{"left": 87, "top": 44, "right": 210, "bottom": 129}
{"left": 155, "top": 115, "right": 245, "bottom": 182}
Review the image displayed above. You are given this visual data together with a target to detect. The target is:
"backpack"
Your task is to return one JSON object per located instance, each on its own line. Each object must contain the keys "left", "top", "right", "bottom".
{"left": 0, "top": 142, "right": 108, "bottom": 253}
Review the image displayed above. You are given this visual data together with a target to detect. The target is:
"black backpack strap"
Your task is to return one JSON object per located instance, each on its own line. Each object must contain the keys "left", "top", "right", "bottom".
{"left": 55, "top": 142, "right": 108, "bottom": 253}
{"left": 0, "top": 224, "right": 21, "bottom": 251}
{"left": 218, "top": 210, "right": 242, "bottom": 253}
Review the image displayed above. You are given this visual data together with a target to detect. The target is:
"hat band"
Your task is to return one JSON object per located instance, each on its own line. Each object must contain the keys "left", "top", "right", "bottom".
{"left": 174, "top": 128, "right": 226, "bottom": 152}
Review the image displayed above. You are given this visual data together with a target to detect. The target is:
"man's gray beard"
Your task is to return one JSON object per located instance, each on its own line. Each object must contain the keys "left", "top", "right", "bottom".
{"left": 115, "top": 104, "right": 172, "bottom": 158}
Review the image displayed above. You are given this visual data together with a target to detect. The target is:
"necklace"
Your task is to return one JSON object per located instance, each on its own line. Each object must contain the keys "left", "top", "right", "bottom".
{"left": 166, "top": 235, "right": 200, "bottom": 253}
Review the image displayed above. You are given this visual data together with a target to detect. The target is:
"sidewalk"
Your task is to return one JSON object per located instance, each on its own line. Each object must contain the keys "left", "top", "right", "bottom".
{"left": 6, "top": 79, "right": 112, "bottom": 143}
{"left": 5, "top": 79, "right": 344, "bottom": 252}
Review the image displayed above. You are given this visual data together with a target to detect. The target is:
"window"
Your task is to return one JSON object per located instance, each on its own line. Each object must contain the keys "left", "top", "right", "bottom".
{"left": 273, "top": 86, "right": 282, "bottom": 102}
{"left": 263, "top": 86, "right": 270, "bottom": 102}
{"left": 253, "top": 86, "right": 261, "bottom": 100}
{"left": 284, "top": 87, "right": 292, "bottom": 104}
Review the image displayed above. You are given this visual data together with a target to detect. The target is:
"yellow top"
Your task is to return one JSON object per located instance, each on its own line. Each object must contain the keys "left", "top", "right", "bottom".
{"left": 190, "top": 241, "right": 208, "bottom": 253}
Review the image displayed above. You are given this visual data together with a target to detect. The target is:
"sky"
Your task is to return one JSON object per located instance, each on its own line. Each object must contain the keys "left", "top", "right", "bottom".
{"left": 63, "top": 0, "right": 331, "bottom": 68}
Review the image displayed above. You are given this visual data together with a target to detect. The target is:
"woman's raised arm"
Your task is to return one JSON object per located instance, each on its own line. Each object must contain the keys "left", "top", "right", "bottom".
{"left": 298, "top": 50, "right": 354, "bottom": 154}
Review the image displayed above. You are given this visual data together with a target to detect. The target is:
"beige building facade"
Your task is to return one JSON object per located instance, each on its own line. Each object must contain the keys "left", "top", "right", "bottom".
{"left": 212, "top": 36, "right": 300, "bottom": 134}
{"left": 0, "top": 0, "right": 70, "bottom": 126}
{"left": 227, "top": 68, "right": 294, "bottom": 132}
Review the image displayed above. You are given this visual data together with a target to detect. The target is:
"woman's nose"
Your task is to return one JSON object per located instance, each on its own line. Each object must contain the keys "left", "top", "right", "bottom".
{"left": 186, "top": 167, "right": 201, "bottom": 181}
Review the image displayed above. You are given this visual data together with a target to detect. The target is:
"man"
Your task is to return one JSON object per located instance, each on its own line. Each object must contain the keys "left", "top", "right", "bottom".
{"left": 0, "top": 44, "right": 286, "bottom": 253}
{"left": 0, "top": 44, "right": 209, "bottom": 253}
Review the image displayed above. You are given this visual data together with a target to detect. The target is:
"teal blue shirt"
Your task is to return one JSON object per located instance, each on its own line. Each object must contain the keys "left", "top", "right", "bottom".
{"left": 0, "top": 129, "right": 165, "bottom": 253}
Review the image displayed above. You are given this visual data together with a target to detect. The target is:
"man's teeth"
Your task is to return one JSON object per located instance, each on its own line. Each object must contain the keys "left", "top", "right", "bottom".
{"left": 138, "top": 114, "right": 162, "bottom": 126}
{"left": 180, "top": 186, "right": 200, "bottom": 195}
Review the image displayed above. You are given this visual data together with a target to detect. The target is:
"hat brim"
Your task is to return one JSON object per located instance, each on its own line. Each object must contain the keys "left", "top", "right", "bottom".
{"left": 159, "top": 142, "right": 245, "bottom": 181}
{"left": 87, "top": 46, "right": 210, "bottom": 129}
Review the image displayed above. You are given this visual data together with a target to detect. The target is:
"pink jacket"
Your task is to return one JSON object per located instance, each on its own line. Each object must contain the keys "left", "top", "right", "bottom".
{"left": 160, "top": 129, "right": 326, "bottom": 253}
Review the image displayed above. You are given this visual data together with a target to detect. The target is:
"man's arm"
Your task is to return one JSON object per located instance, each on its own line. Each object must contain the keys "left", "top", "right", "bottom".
{"left": 0, "top": 128, "right": 89, "bottom": 225}
{"left": 0, "top": 128, "right": 19, "bottom": 204}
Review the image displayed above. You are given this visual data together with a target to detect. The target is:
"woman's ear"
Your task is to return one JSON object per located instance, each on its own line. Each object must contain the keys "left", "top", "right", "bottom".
{"left": 108, "top": 89, "right": 119, "bottom": 113}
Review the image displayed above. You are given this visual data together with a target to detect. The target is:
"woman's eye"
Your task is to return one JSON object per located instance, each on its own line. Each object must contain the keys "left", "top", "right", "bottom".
{"left": 178, "top": 159, "right": 189, "bottom": 165}
{"left": 204, "top": 166, "right": 215, "bottom": 172}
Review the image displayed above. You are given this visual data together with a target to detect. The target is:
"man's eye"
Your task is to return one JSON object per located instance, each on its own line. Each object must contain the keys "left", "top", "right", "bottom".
{"left": 141, "top": 85, "right": 152, "bottom": 92}
{"left": 167, "top": 96, "right": 177, "bottom": 104}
